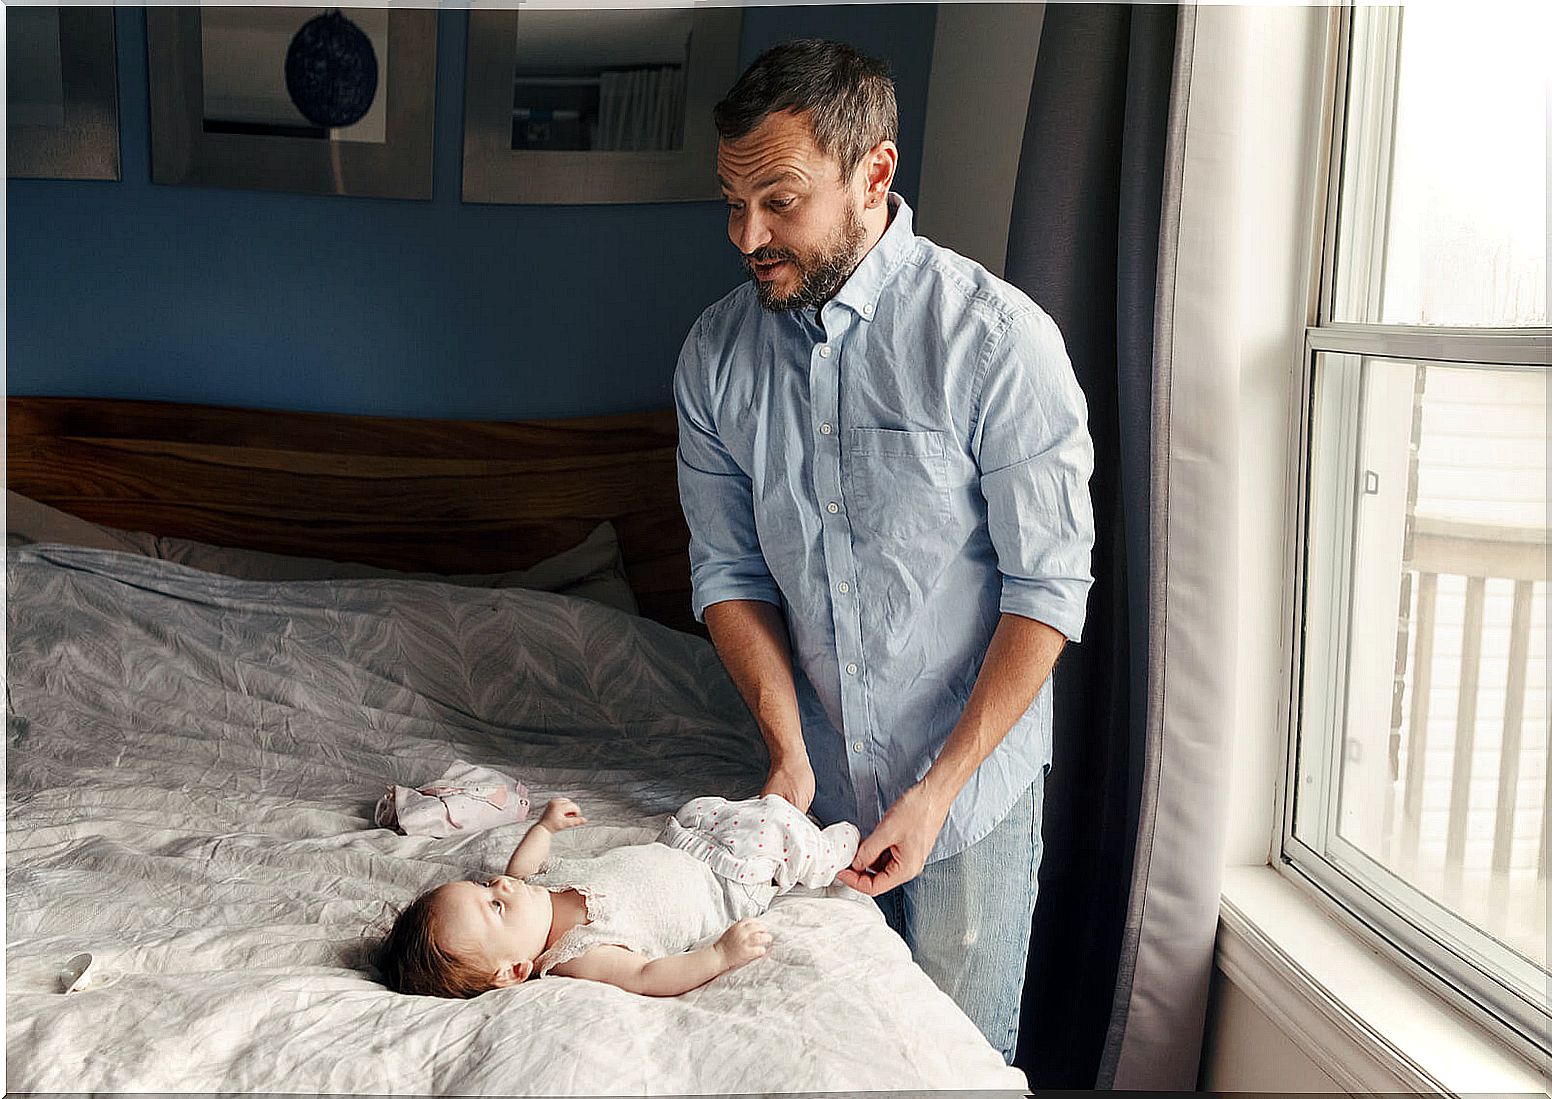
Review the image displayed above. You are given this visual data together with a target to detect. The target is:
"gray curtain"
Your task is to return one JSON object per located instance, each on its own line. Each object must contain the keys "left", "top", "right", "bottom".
{"left": 1005, "top": 4, "right": 1209, "bottom": 1089}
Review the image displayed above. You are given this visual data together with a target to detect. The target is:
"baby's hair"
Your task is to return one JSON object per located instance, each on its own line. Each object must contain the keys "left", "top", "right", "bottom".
{"left": 374, "top": 886, "right": 493, "bottom": 999}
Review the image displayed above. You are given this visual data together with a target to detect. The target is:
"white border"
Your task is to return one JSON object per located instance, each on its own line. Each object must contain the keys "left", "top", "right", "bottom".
{"left": 1277, "top": 3, "right": 1552, "bottom": 1069}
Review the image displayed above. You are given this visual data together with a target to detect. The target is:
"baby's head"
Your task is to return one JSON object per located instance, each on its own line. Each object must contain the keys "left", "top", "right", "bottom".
{"left": 376, "top": 876, "right": 551, "bottom": 998}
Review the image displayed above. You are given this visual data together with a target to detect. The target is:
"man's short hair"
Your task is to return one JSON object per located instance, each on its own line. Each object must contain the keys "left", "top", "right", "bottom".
{"left": 713, "top": 38, "right": 898, "bottom": 181}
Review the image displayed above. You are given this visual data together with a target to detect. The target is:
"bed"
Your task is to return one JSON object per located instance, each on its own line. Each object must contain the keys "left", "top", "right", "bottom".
{"left": 5, "top": 397, "right": 1028, "bottom": 1095}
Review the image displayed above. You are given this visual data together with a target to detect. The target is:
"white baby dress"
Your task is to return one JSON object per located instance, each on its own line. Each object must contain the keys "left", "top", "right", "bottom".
{"left": 528, "top": 843, "right": 759, "bottom": 978}
{"left": 528, "top": 794, "right": 860, "bottom": 977}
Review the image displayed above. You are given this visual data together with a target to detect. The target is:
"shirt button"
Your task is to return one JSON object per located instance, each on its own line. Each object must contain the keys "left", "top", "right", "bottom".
{"left": 852, "top": 741, "right": 864, "bottom": 753}
{"left": 827, "top": 502, "right": 839, "bottom": 514}
{"left": 820, "top": 422, "right": 833, "bottom": 435}
{"left": 837, "top": 581, "right": 850, "bottom": 594}
{"left": 846, "top": 663, "right": 858, "bottom": 676}
{"left": 862, "top": 304, "right": 874, "bottom": 317}
{"left": 819, "top": 345, "right": 832, "bottom": 358}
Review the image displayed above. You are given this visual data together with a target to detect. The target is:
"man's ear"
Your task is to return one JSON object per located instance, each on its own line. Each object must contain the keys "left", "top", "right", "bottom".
{"left": 492, "top": 959, "right": 533, "bottom": 987}
{"left": 861, "top": 140, "right": 898, "bottom": 204}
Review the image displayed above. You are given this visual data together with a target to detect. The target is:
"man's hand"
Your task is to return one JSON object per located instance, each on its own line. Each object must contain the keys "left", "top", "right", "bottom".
{"left": 760, "top": 758, "right": 815, "bottom": 814}
{"left": 835, "top": 782, "right": 951, "bottom": 896}
{"left": 537, "top": 797, "right": 586, "bottom": 832}
{"left": 835, "top": 614, "right": 1065, "bottom": 896}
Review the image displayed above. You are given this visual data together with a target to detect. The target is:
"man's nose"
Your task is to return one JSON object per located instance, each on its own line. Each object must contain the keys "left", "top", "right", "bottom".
{"left": 732, "top": 209, "right": 771, "bottom": 256}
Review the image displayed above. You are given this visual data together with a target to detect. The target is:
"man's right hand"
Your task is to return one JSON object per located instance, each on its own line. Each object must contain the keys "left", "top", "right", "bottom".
{"left": 761, "top": 758, "right": 815, "bottom": 814}
{"left": 702, "top": 601, "right": 813, "bottom": 813}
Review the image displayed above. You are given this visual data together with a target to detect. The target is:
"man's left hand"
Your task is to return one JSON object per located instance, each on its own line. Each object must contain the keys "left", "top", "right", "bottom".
{"left": 835, "top": 782, "right": 951, "bottom": 896}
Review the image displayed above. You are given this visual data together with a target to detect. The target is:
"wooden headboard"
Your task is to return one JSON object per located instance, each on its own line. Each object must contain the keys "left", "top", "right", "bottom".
{"left": 6, "top": 397, "right": 702, "bottom": 637}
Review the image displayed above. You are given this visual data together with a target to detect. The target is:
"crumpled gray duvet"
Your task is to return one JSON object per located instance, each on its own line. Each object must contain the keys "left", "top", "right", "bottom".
{"left": 5, "top": 545, "right": 1026, "bottom": 1095}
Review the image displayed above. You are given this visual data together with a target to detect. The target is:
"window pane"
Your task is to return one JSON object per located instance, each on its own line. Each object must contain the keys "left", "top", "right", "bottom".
{"left": 1332, "top": 7, "right": 1548, "bottom": 326}
{"left": 1330, "top": 358, "right": 1547, "bottom": 992}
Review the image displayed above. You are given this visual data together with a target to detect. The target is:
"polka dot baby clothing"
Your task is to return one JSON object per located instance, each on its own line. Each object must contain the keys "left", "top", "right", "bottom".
{"left": 658, "top": 794, "right": 861, "bottom": 890}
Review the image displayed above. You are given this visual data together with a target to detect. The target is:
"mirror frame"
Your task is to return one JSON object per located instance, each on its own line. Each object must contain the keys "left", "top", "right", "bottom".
{"left": 7, "top": 7, "right": 120, "bottom": 181}
{"left": 146, "top": 7, "right": 436, "bottom": 200}
{"left": 461, "top": 7, "right": 742, "bottom": 205}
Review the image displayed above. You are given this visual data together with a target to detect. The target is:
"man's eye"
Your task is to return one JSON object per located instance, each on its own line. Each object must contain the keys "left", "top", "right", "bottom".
{"left": 770, "top": 198, "right": 794, "bottom": 209}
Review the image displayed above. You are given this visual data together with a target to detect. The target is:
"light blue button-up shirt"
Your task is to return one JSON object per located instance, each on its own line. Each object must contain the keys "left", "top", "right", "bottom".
{"left": 673, "top": 194, "right": 1094, "bottom": 862}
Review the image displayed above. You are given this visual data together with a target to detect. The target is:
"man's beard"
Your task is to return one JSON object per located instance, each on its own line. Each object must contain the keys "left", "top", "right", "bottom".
{"left": 748, "top": 200, "right": 868, "bottom": 313}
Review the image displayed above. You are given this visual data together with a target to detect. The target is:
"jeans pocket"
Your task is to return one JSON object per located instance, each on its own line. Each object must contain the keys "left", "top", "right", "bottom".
{"left": 844, "top": 427, "right": 953, "bottom": 541}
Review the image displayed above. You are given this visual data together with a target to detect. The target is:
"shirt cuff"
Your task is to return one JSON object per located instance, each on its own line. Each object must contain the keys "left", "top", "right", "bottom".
{"left": 998, "top": 576, "right": 1091, "bottom": 643}
{"left": 691, "top": 577, "right": 784, "bottom": 623}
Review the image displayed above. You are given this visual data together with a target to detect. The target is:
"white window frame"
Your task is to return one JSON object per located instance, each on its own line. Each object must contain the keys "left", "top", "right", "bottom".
{"left": 1275, "top": 5, "right": 1552, "bottom": 1067}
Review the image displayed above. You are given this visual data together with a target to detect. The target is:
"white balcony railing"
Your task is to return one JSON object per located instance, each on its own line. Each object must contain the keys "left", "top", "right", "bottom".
{"left": 1384, "top": 515, "right": 1547, "bottom": 965}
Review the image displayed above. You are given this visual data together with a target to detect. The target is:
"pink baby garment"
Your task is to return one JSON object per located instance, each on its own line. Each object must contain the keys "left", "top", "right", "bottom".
{"left": 375, "top": 761, "right": 531, "bottom": 838}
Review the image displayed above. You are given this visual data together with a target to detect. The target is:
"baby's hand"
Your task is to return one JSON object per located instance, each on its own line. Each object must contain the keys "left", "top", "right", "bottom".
{"left": 539, "top": 797, "right": 586, "bottom": 832}
{"left": 714, "top": 918, "right": 772, "bottom": 970}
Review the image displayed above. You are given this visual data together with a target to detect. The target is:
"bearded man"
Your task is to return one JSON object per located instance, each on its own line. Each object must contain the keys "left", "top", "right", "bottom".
{"left": 672, "top": 38, "right": 1095, "bottom": 1064}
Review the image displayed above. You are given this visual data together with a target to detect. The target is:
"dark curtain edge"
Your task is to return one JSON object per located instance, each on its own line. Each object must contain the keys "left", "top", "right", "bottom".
{"left": 1096, "top": 2, "right": 1198, "bottom": 1088}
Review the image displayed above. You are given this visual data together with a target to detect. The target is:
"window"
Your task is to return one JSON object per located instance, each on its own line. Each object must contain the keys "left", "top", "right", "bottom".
{"left": 1285, "top": 5, "right": 1549, "bottom": 1059}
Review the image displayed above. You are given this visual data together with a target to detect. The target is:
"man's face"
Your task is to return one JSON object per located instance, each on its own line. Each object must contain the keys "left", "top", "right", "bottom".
{"left": 717, "top": 111, "right": 869, "bottom": 313}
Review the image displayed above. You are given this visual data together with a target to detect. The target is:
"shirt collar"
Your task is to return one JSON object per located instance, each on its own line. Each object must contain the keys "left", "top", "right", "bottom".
{"left": 827, "top": 191, "right": 915, "bottom": 324}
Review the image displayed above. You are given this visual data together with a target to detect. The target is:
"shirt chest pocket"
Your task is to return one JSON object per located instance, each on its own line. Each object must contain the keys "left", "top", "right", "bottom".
{"left": 844, "top": 427, "right": 953, "bottom": 541}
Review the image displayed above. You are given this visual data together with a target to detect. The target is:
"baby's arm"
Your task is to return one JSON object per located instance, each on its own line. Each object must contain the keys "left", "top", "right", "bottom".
{"left": 505, "top": 797, "right": 586, "bottom": 878}
{"left": 548, "top": 919, "right": 772, "bottom": 996}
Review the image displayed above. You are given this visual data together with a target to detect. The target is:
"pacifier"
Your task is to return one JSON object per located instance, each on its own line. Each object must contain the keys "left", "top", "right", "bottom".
{"left": 57, "top": 952, "right": 110, "bottom": 994}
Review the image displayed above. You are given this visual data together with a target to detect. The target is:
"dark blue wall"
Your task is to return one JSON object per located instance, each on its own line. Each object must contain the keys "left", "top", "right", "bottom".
{"left": 6, "top": 5, "right": 937, "bottom": 421}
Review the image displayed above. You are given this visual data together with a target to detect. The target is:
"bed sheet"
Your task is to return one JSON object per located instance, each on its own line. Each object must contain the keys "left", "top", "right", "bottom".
{"left": 4, "top": 545, "right": 1027, "bottom": 1095}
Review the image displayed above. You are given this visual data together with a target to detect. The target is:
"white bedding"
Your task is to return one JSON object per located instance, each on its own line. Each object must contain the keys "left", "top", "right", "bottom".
{"left": 4, "top": 545, "right": 1028, "bottom": 1094}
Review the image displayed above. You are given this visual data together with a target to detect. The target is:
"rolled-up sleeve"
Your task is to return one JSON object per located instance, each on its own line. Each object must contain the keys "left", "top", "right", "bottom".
{"left": 672, "top": 317, "right": 782, "bottom": 622}
{"left": 972, "top": 307, "right": 1096, "bottom": 642}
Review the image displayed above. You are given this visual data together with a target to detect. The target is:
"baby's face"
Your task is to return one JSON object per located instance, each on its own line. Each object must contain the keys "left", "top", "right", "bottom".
{"left": 432, "top": 876, "right": 553, "bottom": 987}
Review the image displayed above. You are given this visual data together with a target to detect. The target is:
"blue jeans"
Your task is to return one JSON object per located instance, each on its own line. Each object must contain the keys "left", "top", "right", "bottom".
{"left": 873, "top": 768, "right": 1046, "bottom": 1064}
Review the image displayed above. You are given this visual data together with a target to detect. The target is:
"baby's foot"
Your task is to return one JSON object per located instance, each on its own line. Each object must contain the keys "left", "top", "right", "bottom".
{"left": 823, "top": 821, "right": 862, "bottom": 866}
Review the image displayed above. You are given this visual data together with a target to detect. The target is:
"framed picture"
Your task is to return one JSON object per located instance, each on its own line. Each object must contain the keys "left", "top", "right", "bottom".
{"left": 146, "top": 7, "right": 436, "bottom": 200}
{"left": 462, "top": 7, "right": 742, "bottom": 205}
{"left": 7, "top": 6, "right": 120, "bottom": 181}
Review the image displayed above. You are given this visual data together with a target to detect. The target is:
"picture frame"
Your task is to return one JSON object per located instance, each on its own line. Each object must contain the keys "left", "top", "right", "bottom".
{"left": 461, "top": 7, "right": 743, "bottom": 205}
{"left": 7, "top": 6, "right": 120, "bottom": 181}
{"left": 146, "top": 6, "right": 436, "bottom": 200}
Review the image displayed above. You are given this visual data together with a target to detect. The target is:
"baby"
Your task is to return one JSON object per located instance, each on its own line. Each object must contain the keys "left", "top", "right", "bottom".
{"left": 376, "top": 793, "right": 860, "bottom": 998}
